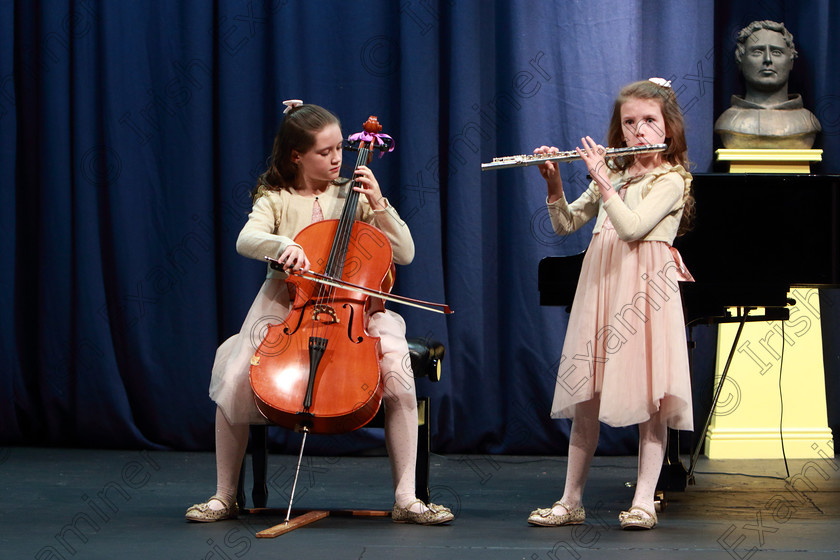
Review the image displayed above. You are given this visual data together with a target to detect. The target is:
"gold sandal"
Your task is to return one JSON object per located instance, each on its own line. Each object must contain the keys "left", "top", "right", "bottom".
{"left": 185, "top": 494, "right": 239, "bottom": 522}
{"left": 527, "top": 501, "right": 585, "bottom": 526}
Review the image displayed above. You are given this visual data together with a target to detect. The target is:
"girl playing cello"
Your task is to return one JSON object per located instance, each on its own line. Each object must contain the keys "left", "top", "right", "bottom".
{"left": 186, "top": 101, "right": 453, "bottom": 525}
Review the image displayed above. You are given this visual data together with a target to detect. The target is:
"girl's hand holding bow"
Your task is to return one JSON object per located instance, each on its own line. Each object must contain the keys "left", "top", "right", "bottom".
{"left": 278, "top": 244, "right": 310, "bottom": 273}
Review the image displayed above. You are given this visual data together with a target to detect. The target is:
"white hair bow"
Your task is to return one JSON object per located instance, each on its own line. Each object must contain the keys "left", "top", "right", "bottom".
{"left": 648, "top": 77, "right": 672, "bottom": 88}
{"left": 282, "top": 99, "right": 303, "bottom": 114}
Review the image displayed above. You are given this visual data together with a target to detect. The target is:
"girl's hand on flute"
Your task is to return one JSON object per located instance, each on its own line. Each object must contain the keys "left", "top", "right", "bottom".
{"left": 576, "top": 136, "right": 614, "bottom": 200}
{"left": 534, "top": 145, "right": 564, "bottom": 202}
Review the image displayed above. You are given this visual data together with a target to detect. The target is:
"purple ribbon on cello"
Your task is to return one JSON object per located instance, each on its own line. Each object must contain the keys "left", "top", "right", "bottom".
{"left": 347, "top": 131, "right": 395, "bottom": 157}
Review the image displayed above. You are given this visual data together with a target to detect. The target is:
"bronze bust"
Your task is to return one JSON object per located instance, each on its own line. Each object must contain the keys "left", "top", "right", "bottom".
{"left": 714, "top": 20, "right": 821, "bottom": 149}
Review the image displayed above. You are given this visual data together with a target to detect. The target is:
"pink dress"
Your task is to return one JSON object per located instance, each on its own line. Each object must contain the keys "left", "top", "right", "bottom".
{"left": 550, "top": 189, "right": 694, "bottom": 431}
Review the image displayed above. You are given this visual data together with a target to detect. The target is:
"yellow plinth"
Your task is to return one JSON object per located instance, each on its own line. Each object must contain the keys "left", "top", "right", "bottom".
{"left": 705, "top": 288, "right": 833, "bottom": 459}
{"left": 716, "top": 149, "right": 823, "bottom": 173}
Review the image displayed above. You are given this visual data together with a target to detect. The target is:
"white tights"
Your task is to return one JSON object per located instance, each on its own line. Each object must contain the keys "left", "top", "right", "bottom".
{"left": 554, "top": 397, "right": 668, "bottom": 515}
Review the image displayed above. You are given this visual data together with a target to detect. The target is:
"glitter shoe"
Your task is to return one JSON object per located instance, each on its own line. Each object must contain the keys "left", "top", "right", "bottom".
{"left": 619, "top": 505, "right": 657, "bottom": 530}
{"left": 528, "top": 501, "right": 585, "bottom": 526}
{"left": 185, "top": 494, "right": 239, "bottom": 523}
{"left": 392, "top": 499, "right": 454, "bottom": 525}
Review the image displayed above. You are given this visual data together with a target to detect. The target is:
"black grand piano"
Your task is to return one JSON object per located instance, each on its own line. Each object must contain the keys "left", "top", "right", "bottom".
{"left": 538, "top": 173, "right": 840, "bottom": 492}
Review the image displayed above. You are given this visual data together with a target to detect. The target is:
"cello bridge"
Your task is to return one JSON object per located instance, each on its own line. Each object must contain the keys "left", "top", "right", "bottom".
{"left": 312, "top": 304, "right": 339, "bottom": 324}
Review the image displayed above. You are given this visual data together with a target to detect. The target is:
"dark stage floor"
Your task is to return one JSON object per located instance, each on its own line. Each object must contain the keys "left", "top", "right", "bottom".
{"left": 2, "top": 447, "right": 838, "bottom": 560}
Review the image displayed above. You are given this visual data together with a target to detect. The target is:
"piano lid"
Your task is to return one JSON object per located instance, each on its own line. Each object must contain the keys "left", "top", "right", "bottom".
{"left": 538, "top": 173, "right": 840, "bottom": 314}
{"left": 674, "top": 173, "right": 840, "bottom": 289}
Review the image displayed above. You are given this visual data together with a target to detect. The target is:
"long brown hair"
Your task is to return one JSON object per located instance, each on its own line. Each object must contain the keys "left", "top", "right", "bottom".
{"left": 253, "top": 104, "right": 341, "bottom": 201}
{"left": 606, "top": 80, "right": 694, "bottom": 235}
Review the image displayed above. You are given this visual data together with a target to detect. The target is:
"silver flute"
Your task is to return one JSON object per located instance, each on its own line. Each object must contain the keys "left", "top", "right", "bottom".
{"left": 480, "top": 143, "right": 667, "bottom": 171}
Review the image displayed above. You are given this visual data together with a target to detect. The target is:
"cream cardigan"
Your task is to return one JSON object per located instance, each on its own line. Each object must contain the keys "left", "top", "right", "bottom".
{"left": 236, "top": 181, "right": 415, "bottom": 279}
{"left": 547, "top": 163, "right": 692, "bottom": 245}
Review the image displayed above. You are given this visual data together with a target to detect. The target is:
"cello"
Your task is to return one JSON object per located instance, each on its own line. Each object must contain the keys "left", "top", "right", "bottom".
{"left": 246, "top": 116, "right": 451, "bottom": 534}
{"left": 249, "top": 116, "right": 397, "bottom": 436}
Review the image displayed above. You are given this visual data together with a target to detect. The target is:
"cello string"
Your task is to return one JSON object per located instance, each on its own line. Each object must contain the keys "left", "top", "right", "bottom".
{"left": 298, "top": 139, "right": 375, "bottom": 418}
{"left": 329, "top": 144, "right": 367, "bottom": 298}
{"left": 298, "top": 150, "right": 362, "bottom": 396}
{"left": 310, "top": 143, "right": 368, "bottom": 345}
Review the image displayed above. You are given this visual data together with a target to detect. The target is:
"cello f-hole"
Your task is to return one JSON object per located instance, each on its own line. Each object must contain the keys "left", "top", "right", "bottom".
{"left": 284, "top": 300, "right": 315, "bottom": 335}
{"left": 342, "top": 303, "right": 364, "bottom": 344}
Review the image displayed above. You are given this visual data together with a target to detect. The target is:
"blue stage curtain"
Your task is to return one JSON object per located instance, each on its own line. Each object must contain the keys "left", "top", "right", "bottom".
{"left": 1, "top": 0, "right": 837, "bottom": 455}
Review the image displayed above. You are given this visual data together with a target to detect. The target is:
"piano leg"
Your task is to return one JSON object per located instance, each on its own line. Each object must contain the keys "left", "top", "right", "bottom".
{"left": 687, "top": 310, "right": 752, "bottom": 482}
{"left": 656, "top": 428, "right": 689, "bottom": 494}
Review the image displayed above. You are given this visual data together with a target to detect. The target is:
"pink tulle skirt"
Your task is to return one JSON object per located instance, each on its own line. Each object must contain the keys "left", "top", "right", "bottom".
{"left": 550, "top": 223, "right": 694, "bottom": 430}
{"left": 209, "top": 279, "right": 293, "bottom": 425}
